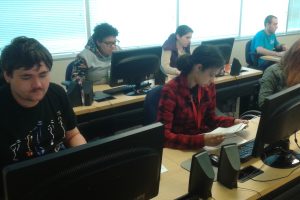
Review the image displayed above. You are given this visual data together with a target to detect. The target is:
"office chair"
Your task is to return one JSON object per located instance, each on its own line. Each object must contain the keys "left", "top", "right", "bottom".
{"left": 61, "top": 60, "right": 75, "bottom": 90}
{"left": 143, "top": 85, "right": 163, "bottom": 125}
{"left": 154, "top": 65, "right": 168, "bottom": 85}
{"left": 245, "top": 40, "right": 260, "bottom": 69}
{"left": 65, "top": 60, "right": 76, "bottom": 81}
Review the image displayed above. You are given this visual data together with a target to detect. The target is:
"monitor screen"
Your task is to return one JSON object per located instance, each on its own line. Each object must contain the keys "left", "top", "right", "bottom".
{"left": 2, "top": 122, "right": 164, "bottom": 200}
{"left": 201, "top": 38, "right": 235, "bottom": 64}
{"left": 109, "top": 46, "right": 162, "bottom": 94}
{"left": 252, "top": 84, "right": 300, "bottom": 168}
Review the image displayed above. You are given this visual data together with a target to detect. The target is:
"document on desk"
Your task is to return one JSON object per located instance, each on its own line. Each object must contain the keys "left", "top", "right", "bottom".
{"left": 208, "top": 123, "right": 247, "bottom": 136}
{"left": 161, "top": 164, "right": 168, "bottom": 174}
{"left": 204, "top": 123, "right": 248, "bottom": 151}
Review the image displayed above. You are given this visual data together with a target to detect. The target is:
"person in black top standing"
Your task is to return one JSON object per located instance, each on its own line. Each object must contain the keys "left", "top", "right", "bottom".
{"left": 0, "top": 36, "right": 87, "bottom": 198}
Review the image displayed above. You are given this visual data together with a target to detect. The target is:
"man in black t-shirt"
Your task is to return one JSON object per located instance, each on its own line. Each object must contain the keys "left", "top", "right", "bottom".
{"left": 0, "top": 37, "right": 87, "bottom": 198}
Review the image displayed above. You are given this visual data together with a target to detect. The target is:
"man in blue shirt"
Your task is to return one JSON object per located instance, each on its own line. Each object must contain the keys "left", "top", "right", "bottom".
{"left": 251, "top": 15, "right": 287, "bottom": 70}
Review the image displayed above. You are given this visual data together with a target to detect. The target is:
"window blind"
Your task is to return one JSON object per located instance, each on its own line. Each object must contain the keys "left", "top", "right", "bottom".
{"left": 0, "top": 0, "right": 87, "bottom": 55}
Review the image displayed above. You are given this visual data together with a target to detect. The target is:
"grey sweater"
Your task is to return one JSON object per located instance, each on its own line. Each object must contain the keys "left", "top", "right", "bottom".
{"left": 258, "top": 63, "right": 287, "bottom": 107}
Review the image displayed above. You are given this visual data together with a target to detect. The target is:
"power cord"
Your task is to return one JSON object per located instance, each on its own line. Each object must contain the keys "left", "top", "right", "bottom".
{"left": 237, "top": 186, "right": 262, "bottom": 198}
{"left": 251, "top": 164, "right": 300, "bottom": 182}
{"left": 294, "top": 131, "right": 300, "bottom": 149}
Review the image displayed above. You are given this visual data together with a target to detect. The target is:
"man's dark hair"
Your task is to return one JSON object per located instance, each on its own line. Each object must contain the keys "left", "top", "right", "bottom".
{"left": 0, "top": 36, "right": 53, "bottom": 76}
{"left": 264, "top": 15, "right": 277, "bottom": 27}
{"left": 92, "top": 23, "right": 119, "bottom": 42}
{"left": 175, "top": 25, "right": 193, "bottom": 37}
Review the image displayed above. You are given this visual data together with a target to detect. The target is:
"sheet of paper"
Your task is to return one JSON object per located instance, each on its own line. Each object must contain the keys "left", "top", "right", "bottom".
{"left": 204, "top": 134, "right": 248, "bottom": 151}
{"left": 160, "top": 164, "right": 168, "bottom": 174}
{"left": 207, "top": 123, "right": 247, "bottom": 136}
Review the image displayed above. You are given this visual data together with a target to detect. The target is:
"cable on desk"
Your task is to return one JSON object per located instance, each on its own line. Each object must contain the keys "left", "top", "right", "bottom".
{"left": 237, "top": 186, "right": 262, "bottom": 198}
{"left": 294, "top": 131, "right": 300, "bottom": 150}
{"left": 251, "top": 164, "right": 300, "bottom": 182}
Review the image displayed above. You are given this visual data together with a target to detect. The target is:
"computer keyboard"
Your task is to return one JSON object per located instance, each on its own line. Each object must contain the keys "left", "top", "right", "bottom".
{"left": 103, "top": 84, "right": 135, "bottom": 95}
{"left": 239, "top": 139, "right": 255, "bottom": 163}
{"left": 102, "top": 82, "right": 151, "bottom": 95}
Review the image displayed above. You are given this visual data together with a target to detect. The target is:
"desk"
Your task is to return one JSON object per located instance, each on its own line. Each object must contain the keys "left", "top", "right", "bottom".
{"left": 74, "top": 68, "right": 262, "bottom": 140}
{"left": 215, "top": 68, "right": 262, "bottom": 99}
{"left": 74, "top": 67, "right": 262, "bottom": 116}
{"left": 260, "top": 55, "right": 281, "bottom": 63}
{"left": 215, "top": 68, "right": 262, "bottom": 115}
{"left": 155, "top": 118, "right": 300, "bottom": 200}
{"left": 74, "top": 84, "right": 146, "bottom": 140}
{"left": 73, "top": 84, "right": 145, "bottom": 116}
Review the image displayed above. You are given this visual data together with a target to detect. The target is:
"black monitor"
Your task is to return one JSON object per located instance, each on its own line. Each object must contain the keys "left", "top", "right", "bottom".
{"left": 110, "top": 46, "right": 162, "bottom": 95}
{"left": 252, "top": 84, "right": 300, "bottom": 168}
{"left": 2, "top": 122, "right": 164, "bottom": 200}
{"left": 201, "top": 37, "right": 235, "bottom": 65}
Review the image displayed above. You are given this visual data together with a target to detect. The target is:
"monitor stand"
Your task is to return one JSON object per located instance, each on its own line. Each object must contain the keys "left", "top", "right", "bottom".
{"left": 126, "top": 81, "right": 152, "bottom": 96}
{"left": 262, "top": 139, "right": 300, "bottom": 169}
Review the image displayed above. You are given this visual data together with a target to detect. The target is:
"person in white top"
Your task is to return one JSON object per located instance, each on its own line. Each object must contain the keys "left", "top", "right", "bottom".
{"left": 72, "top": 23, "right": 120, "bottom": 85}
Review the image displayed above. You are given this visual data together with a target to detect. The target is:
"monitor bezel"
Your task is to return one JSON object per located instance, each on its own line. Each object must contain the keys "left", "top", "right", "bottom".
{"left": 201, "top": 37, "right": 235, "bottom": 65}
{"left": 109, "top": 46, "right": 162, "bottom": 88}
{"left": 2, "top": 122, "right": 164, "bottom": 200}
{"left": 252, "top": 84, "right": 300, "bottom": 168}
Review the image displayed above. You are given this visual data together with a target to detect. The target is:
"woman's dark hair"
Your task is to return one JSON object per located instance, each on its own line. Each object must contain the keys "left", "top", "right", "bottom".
{"left": 92, "top": 23, "right": 119, "bottom": 42}
{"left": 0, "top": 36, "right": 53, "bottom": 76}
{"left": 175, "top": 25, "right": 193, "bottom": 37}
{"left": 176, "top": 45, "right": 225, "bottom": 75}
{"left": 281, "top": 38, "right": 300, "bottom": 87}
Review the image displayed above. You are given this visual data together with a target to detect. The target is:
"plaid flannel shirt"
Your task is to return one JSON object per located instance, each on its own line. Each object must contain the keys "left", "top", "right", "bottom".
{"left": 157, "top": 75, "right": 235, "bottom": 149}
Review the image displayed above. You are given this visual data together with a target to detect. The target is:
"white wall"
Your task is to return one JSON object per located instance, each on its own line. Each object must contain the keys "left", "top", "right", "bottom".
{"left": 51, "top": 34, "right": 300, "bottom": 86}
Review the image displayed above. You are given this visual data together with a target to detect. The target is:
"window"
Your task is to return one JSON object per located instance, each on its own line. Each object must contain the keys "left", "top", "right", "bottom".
{"left": 287, "top": 0, "right": 300, "bottom": 32}
{"left": 89, "top": 0, "right": 176, "bottom": 48}
{"left": 240, "top": 0, "right": 288, "bottom": 37}
{"left": 0, "top": 0, "right": 86, "bottom": 55}
{"left": 0, "top": 0, "right": 299, "bottom": 56}
{"left": 179, "top": 0, "right": 241, "bottom": 41}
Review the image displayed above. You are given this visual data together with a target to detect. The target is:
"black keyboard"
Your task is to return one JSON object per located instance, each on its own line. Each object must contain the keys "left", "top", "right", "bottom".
{"left": 102, "top": 85, "right": 135, "bottom": 95}
{"left": 239, "top": 140, "right": 255, "bottom": 163}
{"left": 102, "top": 82, "right": 152, "bottom": 95}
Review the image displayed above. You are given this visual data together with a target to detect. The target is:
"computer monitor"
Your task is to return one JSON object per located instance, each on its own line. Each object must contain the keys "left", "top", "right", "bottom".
{"left": 2, "top": 122, "right": 164, "bottom": 200}
{"left": 201, "top": 37, "right": 235, "bottom": 65}
{"left": 252, "top": 84, "right": 300, "bottom": 168}
{"left": 109, "top": 46, "right": 162, "bottom": 95}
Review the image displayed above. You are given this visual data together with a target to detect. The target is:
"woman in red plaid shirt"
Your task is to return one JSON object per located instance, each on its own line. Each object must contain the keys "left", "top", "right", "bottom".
{"left": 157, "top": 45, "right": 248, "bottom": 149}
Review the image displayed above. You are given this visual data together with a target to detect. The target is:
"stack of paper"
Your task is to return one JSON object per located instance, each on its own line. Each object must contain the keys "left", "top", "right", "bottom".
{"left": 204, "top": 123, "right": 248, "bottom": 151}
{"left": 207, "top": 123, "right": 247, "bottom": 136}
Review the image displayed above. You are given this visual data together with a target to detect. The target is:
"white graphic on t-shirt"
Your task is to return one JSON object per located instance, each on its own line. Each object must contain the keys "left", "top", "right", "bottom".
{"left": 48, "top": 120, "right": 55, "bottom": 145}
{"left": 32, "top": 121, "right": 46, "bottom": 156}
{"left": 9, "top": 111, "right": 66, "bottom": 161}
{"left": 26, "top": 133, "right": 33, "bottom": 157}
{"left": 57, "top": 111, "right": 65, "bottom": 137}
{"left": 10, "top": 140, "right": 21, "bottom": 161}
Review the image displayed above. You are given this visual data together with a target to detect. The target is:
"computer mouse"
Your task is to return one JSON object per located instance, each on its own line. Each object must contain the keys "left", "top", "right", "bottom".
{"left": 209, "top": 154, "right": 219, "bottom": 167}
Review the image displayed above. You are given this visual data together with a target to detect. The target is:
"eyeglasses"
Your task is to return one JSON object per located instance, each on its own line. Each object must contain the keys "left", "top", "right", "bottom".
{"left": 102, "top": 39, "right": 120, "bottom": 47}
